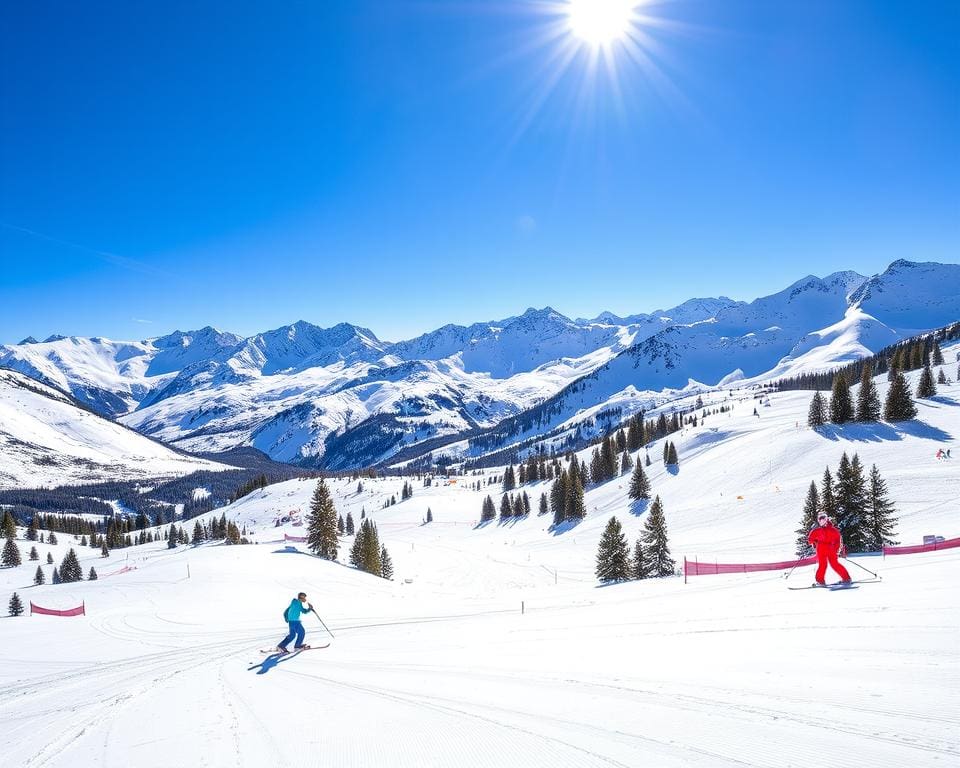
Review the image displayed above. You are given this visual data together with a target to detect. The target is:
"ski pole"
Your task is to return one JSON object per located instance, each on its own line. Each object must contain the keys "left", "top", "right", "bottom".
{"left": 842, "top": 556, "right": 880, "bottom": 579}
{"left": 312, "top": 608, "right": 336, "bottom": 639}
{"left": 783, "top": 551, "right": 810, "bottom": 580}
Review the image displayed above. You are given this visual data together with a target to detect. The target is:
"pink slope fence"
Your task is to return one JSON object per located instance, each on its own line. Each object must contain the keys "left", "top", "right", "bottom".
{"left": 30, "top": 602, "right": 85, "bottom": 617}
{"left": 685, "top": 534, "right": 960, "bottom": 582}
{"left": 684, "top": 555, "right": 816, "bottom": 582}
{"left": 883, "top": 537, "right": 960, "bottom": 556}
{"left": 102, "top": 565, "right": 137, "bottom": 578}
{"left": 284, "top": 533, "right": 307, "bottom": 543}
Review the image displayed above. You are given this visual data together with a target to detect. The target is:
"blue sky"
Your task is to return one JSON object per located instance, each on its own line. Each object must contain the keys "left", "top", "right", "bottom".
{"left": 1, "top": 1, "right": 958, "bottom": 344}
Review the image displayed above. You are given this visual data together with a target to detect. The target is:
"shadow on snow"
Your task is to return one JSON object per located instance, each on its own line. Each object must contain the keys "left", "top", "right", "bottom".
{"left": 246, "top": 650, "right": 306, "bottom": 675}
{"left": 816, "top": 420, "right": 952, "bottom": 444}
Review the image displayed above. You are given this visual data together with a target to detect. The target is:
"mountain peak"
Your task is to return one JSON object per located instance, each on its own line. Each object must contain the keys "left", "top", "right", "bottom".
{"left": 18, "top": 336, "right": 39, "bottom": 345}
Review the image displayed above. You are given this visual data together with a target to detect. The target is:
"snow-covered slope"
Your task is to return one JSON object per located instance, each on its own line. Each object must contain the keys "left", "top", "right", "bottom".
{"left": 1, "top": 359, "right": 957, "bottom": 768}
{"left": 0, "top": 368, "right": 231, "bottom": 489}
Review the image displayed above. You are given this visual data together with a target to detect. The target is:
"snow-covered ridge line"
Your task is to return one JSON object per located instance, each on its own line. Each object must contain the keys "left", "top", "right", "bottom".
{"left": 1, "top": 259, "right": 958, "bottom": 469}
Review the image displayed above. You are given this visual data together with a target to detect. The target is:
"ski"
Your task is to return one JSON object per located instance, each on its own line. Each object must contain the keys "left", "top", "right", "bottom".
{"left": 259, "top": 644, "right": 331, "bottom": 655}
{"left": 789, "top": 579, "right": 880, "bottom": 591}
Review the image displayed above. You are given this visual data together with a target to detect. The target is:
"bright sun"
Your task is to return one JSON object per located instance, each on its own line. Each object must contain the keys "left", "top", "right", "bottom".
{"left": 566, "top": 0, "right": 637, "bottom": 47}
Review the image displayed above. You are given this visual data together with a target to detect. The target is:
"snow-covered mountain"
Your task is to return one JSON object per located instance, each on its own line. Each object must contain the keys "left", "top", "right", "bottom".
{"left": 849, "top": 259, "right": 960, "bottom": 335}
{"left": 3, "top": 259, "right": 958, "bottom": 470}
{"left": 0, "top": 368, "right": 231, "bottom": 489}
{"left": 0, "top": 327, "right": 243, "bottom": 416}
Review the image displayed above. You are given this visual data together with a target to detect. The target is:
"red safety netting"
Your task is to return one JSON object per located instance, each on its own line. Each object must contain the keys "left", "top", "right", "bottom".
{"left": 30, "top": 601, "right": 85, "bottom": 617}
{"left": 883, "top": 537, "right": 960, "bottom": 556}
{"left": 102, "top": 565, "right": 137, "bottom": 578}
{"left": 684, "top": 555, "right": 816, "bottom": 578}
{"left": 284, "top": 533, "right": 307, "bottom": 543}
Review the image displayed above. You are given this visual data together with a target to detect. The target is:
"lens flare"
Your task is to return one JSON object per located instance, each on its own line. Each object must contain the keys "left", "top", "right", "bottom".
{"left": 566, "top": 0, "right": 637, "bottom": 47}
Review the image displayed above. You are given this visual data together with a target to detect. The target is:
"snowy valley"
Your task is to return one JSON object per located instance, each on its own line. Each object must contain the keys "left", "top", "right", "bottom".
{"left": 1, "top": 342, "right": 958, "bottom": 767}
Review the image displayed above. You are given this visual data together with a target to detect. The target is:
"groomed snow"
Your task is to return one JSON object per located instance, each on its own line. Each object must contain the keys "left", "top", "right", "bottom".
{"left": 1, "top": 360, "right": 957, "bottom": 767}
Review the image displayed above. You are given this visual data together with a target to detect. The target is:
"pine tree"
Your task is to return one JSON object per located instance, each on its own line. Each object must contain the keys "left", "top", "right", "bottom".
{"left": 167, "top": 524, "right": 178, "bottom": 549}
{"left": 667, "top": 442, "right": 679, "bottom": 466}
{"left": 600, "top": 436, "right": 618, "bottom": 482}
{"left": 305, "top": 479, "right": 339, "bottom": 560}
{"left": 631, "top": 538, "right": 649, "bottom": 580}
{"left": 34, "top": 565, "right": 45, "bottom": 585}
{"left": 641, "top": 496, "right": 675, "bottom": 577}
{"left": 26, "top": 516, "right": 38, "bottom": 541}
{"left": 101, "top": 541, "right": 109, "bottom": 558}
{"left": 359, "top": 520, "right": 382, "bottom": 575}
{"left": 883, "top": 369, "right": 917, "bottom": 421}
{"left": 88, "top": 567, "right": 98, "bottom": 581}
{"left": 595, "top": 517, "right": 630, "bottom": 583}
{"left": 835, "top": 453, "right": 867, "bottom": 552}
{"left": 9, "top": 592, "right": 24, "bottom": 616}
{"left": 426, "top": 508, "right": 433, "bottom": 523}
{"left": 855, "top": 362, "right": 881, "bottom": 422}
{"left": 499, "top": 494, "right": 512, "bottom": 521}
{"left": 820, "top": 467, "right": 836, "bottom": 522}
{"left": 564, "top": 460, "right": 586, "bottom": 520}
{"left": 627, "top": 417, "right": 642, "bottom": 452}
{"left": 345, "top": 512, "right": 355, "bottom": 536}
{"left": 551, "top": 471, "right": 567, "bottom": 525}
{"left": 615, "top": 428, "right": 627, "bottom": 454}
{"left": 931, "top": 341, "right": 944, "bottom": 366}
{"left": 502, "top": 465, "right": 516, "bottom": 492}
{"left": 46, "top": 552, "right": 54, "bottom": 564}
{"left": 29, "top": 546, "right": 38, "bottom": 561}
{"left": 916, "top": 362, "right": 937, "bottom": 398}
{"left": 795, "top": 481, "right": 819, "bottom": 556}
{"left": 628, "top": 461, "right": 651, "bottom": 501}
{"left": 2, "top": 510, "right": 15, "bottom": 539}
{"left": 349, "top": 524, "right": 365, "bottom": 567}
{"left": 59, "top": 548, "right": 83, "bottom": 582}
{"left": 864, "top": 464, "right": 898, "bottom": 551}
{"left": 937, "top": 369, "right": 947, "bottom": 385}
{"left": 538, "top": 493, "right": 548, "bottom": 516}
{"left": 192, "top": 521, "right": 204, "bottom": 544}
{"left": 52, "top": 566, "right": 61, "bottom": 584}
{"left": 480, "top": 495, "right": 496, "bottom": 522}
{"left": 337, "top": 515, "right": 345, "bottom": 535}
{"left": 381, "top": 545, "right": 394, "bottom": 580}
{"left": 829, "top": 374, "right": 853, "bottom": 424}
{"left": 620, "top": 450, "right": 633, "bottom": 475}
{"left": 2, "top": 538, "right": 21, "bottom": 567}
{"left": 47, "top": 532, "right": 58, "bottom": 546}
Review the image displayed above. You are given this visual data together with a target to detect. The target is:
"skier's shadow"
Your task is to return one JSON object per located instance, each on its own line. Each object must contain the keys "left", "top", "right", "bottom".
{"left": 247, "top": 651, "right": 303, "bottom": 675}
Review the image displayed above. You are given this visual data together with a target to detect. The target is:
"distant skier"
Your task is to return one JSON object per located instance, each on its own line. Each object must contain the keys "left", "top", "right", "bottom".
{"left": 276, "top": 592, "right": 314, "bottom": 653}
{"left": 936, "top": 449, "right": 943, "bottom": 461}
{"left": 808, "top": 514, "right": 851, "bottom": 586}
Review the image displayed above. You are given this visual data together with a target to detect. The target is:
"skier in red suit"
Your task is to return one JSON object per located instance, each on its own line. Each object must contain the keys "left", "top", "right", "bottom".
{"left": 808, "top": 514, "right": 851, "bottom": 586}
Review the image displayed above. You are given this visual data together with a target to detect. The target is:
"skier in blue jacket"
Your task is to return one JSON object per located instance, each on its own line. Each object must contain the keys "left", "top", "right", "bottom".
{"left": 276, "top": 592, "right": 313, "bottom": 653}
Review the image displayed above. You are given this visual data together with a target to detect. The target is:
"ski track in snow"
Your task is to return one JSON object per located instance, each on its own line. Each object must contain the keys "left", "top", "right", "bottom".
{"left": 2, "top": 369, "right": 959, "bottom": 767}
